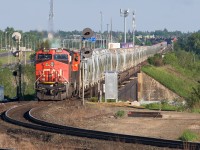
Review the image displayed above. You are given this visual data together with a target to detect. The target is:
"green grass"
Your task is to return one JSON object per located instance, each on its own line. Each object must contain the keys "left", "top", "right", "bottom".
{"left": 0, "top": 55, "right": 18, "bottom": 64}
{"left": 190, "top": 108, "right": 200, "bottom": 113}
{"left": 179, "top": 130, "right": 199, "bottom": 142}
{"left": 0, "top": 50, "right": 8, "bottom": 53}
{"left": 0, "top": 65, "right": 35, "bottom": 99}
{"left": 89, "top": 97, "right": 99, "bottom": 102}
{"left": 142, "top": 65, "right": 198, "bottom": 99}
{"left": 0, "top": 51, "right": 34, "bottom": 65}
{"left": 143, "top": 102, "right": 178, "bottom": 111}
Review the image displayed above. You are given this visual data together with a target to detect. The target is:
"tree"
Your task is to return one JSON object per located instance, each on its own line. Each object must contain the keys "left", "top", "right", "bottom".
{"left": 5, "top": 27, "right": 15, "bottom": 34}
{"left": 40, "top": 40, "right": 50, "bottom": 49}
{"left": 187, "top": 33, "right": 200, "bottom": 54}
{"left": 163, "top": 52, "right": 178, "bottom": 66}
{"left": 174, "top": 36, "right": 188, "bottom": 51}
{"left": 187, "top": 82, "right": 200, "bottom": 108}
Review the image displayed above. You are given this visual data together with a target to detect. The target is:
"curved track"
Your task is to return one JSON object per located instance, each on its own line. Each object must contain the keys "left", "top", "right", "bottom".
{"left": 2, "top": 102, "right": 200, "bottom": 150}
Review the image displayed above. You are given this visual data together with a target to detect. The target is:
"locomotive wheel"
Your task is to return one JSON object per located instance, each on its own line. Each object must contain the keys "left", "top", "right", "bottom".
{"left": 72, "top": 81, "right": 78, "bottom": 97}
{"left": 72, "top": 90, "right": 78, "bottom": 97}
{"left": 66, "top": 86, "right": 73, "bottom": 98}
{"left": 58, "top": 92, "right": 66, "bottom": 101}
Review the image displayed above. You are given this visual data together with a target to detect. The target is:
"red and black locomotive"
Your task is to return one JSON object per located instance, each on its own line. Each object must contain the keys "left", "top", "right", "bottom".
{"left": 35, "top": 48, "right": 80, "bottom": 100}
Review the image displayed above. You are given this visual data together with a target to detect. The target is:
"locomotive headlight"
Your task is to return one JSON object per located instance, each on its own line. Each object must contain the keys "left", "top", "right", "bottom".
{"left": 51, "top": 62, "right": 54, "bottom": 67}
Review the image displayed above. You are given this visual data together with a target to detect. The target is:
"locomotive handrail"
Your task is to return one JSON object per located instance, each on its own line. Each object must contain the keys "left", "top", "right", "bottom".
{"left": 34, "top": 73, "right": 69, "bottom": 89}
{"left": 59, "top": 75, "right": 69, "bottom": 84}
{"left": 34, "top": 73, "right": 44, "bottom": 89}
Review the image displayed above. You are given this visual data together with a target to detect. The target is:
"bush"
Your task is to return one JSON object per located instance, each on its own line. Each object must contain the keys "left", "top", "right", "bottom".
{"left": 186, "top": 83, "right": 200, "bottom": 109}
{"left": 191, "top": 108, "right": 200, "bottom": 113}
{"left": 144, "top": 103, "right": 161, "bottom": 110}
{"left": 147, "top": 54, "right": 163, "bottom": 66}
{"left": 161, "top": 103, "right": 177, "bottom": 111}
{"left": 179, "top": 130, "right": 199, "bottom": 142}
{"left": 89, "top": 97, "right": 98, "bottom": 102}
{"left": 163, "top": 52, "right": 178, "bottom": 66}
{"left": 115, "top": 110, "right": 125, "bottom": 118}
{"left": 144, "top": 102, "right": 177, "bottom": 111}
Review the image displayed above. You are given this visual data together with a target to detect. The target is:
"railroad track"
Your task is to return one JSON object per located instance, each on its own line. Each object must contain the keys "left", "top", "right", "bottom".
{"left": 2, "top": 102, "right": 200, "bottom": 150}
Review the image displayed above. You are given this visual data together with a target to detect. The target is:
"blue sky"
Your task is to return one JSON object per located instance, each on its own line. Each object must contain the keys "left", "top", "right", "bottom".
{"left": 0, "top": 0, "right": 199, "bottom": 32}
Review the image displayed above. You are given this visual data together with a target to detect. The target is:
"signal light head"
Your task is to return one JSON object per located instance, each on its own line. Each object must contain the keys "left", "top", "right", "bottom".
{"left": 13, "top": 71, "right": 18, "bottom": 76}
{"left": 82, "top": 28, "right": 94, "bottom": 39}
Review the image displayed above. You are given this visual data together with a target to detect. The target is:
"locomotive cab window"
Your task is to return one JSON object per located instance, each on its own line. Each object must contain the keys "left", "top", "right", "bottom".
{"left": 54, "top": 54, "right": 68, "bottom": 63}
{"left": 36, "top": 54, "right": 52, "bottom": 63}
{"left": 54, "top": 54, "right": 68, "bottom": 60}
{"left": 38, "top": 54, "right": 52, "bottom": 60}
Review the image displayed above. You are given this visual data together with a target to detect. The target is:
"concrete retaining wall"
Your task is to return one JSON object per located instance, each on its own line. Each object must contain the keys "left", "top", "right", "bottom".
{"left": 138, "top": 72, "right": 181, "bottom": 101}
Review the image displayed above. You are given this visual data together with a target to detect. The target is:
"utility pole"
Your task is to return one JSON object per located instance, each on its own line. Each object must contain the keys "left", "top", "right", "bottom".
{"left": 8, "top": 32, "right": 13, "bottom": 65}
{"left": 5, "top": 32, "right": 7, "bottom": 50}
{"left": 106, "top": 24, "right": 109, "bottom": 48}
{"left": 100, "top": 11, "right": 103, "bottom": 48}
{"left": 120, "top": 9, "right": 129, "bottom": 43}
{"left": 0, "top": 34, "right": 2, "bottom": 50}
{"left": 18, "top": 39, "right": 22, "bottom": 100}
{"left": 132, "top": 10, "right": 136, "bottom": 48}
{"left": 110, "top": 18, "right": 112, "bottom": 43}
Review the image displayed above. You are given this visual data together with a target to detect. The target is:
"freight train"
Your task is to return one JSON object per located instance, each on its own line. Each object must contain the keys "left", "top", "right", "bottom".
{"left": 35, "top": 48, "right": 80, "bottom": 100}
{"left": 82, "top": 42, "right": 167, "bottom": 88}
{"left": 35, "top": 42, "right": 167, "bottom": 100}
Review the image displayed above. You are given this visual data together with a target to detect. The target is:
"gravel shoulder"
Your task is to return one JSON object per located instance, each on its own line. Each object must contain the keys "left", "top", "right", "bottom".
{"left": 34, "top": 101, "right": 200, "bottom": 141}
{"left": 0, "top": 100, "right": 199, "bottom": 150}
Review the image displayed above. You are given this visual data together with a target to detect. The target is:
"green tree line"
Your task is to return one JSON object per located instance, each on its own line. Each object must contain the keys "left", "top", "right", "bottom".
{"left": 0, "top": 27, "right": 193, "bottom": 51}
{"left": 174, "top": 32, "right": 200, "bottom": 54}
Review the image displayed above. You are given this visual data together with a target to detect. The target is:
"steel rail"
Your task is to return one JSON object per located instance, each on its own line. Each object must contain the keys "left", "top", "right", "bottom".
{"left": 2, "top": 105, "right": 200, "bottom": 150}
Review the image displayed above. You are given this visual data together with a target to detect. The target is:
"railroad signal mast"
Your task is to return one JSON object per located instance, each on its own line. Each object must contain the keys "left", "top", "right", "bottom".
{"left": 12, "top": 32, "right": 22, "bottom": 100}
{"left": 81, "top": 28, "right": 94, "bottom": 105}
{"left": 132, "top": 10, "right": 136, "bottom": 48}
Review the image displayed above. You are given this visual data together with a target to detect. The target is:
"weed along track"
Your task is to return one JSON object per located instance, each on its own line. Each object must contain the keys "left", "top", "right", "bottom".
{"left": 1, "top": 101, "right": 200, "bottom": 149}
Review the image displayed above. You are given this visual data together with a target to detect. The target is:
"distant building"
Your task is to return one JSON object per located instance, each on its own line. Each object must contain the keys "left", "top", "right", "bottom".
{"left": 136, "top": 35, "right": 155, "bottom": 39}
